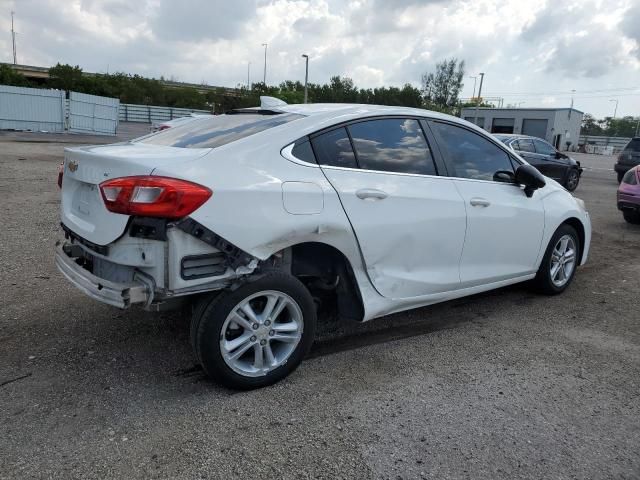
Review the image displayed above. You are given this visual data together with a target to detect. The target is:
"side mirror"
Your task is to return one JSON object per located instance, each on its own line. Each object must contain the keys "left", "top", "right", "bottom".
{"left": 515, "top": 164, "right": 546, "bottom": 197}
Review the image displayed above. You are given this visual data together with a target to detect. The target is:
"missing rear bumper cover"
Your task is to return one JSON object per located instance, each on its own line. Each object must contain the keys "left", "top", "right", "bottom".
{"left": 172, "top": 218, "right": 257, "bottom": 270}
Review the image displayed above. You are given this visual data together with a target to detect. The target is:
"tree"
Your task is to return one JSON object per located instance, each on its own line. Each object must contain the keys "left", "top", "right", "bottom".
{"left": 581, "top": 113, "right": 603, "bottom": 136}
{"left": 0, "top": 64, "right": 30, "bottom": 86}
{"left": 421, "top": 58, "right": 465, "bottom": 113}
{"left": 48, "top": 63, "right": 84, "bottom": 91}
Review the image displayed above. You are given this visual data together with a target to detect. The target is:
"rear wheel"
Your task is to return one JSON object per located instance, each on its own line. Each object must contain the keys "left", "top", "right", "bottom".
{"left": 623, "top": 210, "right": 640, "bottom": 224}
{"left": 532, "top": 224, "right": 580, "bottom": 295}
{"left": 192, "top": 272, "right": 316, "bottom": 389}
{"left": 564, "top": 168, "right": 580, "bottom": 191}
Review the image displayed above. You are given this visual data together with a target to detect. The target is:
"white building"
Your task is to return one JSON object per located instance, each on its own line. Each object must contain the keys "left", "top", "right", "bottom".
{"left": 460, "top": 107, "right": 583, "bottom": 151}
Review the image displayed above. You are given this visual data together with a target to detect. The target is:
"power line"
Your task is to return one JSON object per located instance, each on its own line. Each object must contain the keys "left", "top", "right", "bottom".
{"left": 483, "top": 86, "right": 639, "bottom": 97}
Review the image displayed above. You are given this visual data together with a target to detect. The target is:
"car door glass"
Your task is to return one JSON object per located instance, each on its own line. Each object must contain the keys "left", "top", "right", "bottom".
{"left": 311, "top": 127, "right": 357, "bottom": 169}
{"left": 533, "top": 139, "right": 556, "bottom": 156}
{"left": 518, "top": 139, "right": 535, "bottom": 153}
{"left": 431, "top": 122, "right": 514, "bottom": 181}
{"left": 347, "top": 118, "right": 437, "bottom": 175}
{"left": 291, "top": 139, "right": 317, "bottom": 164}
{"left": 510, "top": 140, "right": 520, "bottom": 151}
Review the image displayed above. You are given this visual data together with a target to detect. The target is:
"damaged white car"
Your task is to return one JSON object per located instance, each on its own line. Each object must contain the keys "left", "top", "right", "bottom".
{"left": 56, "top": 98, "right": 591, "bottom": 389}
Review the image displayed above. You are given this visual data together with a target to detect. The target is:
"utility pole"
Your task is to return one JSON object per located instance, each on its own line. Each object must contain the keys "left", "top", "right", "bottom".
{"left": 247, "top": 62, "right": 251, "bottom": 90}
{"left": 609, "top": 99, "right": 618, "bottom": 119}
{"left": 11, "top": 11, "right": 17, "bottom": 64}
{"left": 261, "top": 43, "right": 267, "bottom": 85}
{"left": 301, "top": 54, "right": 309, "bottom": 103}
{"left": 469, "top": 75, "right": 477, "bottom": 100}
{"left": 569, "top": 89, "right": 575, "bottom": 119}
{"left": 473, "top": 72, "right": 484, "bottom": 128}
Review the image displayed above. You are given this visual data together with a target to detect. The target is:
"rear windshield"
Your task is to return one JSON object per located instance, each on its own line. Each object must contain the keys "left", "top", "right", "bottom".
{"left": 624, "top": 138, "right": 640, "bottom": 153}
{"left": 138, "top": 113, "right": 303, "bottom": 149}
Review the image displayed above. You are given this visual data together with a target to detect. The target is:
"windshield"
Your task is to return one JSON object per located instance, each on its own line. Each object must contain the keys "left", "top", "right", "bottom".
{"left": 137, "top": 113, "right": 304, "bottom": 149}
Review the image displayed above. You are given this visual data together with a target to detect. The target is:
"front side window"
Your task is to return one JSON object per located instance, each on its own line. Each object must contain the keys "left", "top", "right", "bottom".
{"left": 431, "top": 122, "right": 514, "bottom": 181}
{"left": 533, "top": 139, "right": 556, "bottom": 156}
{"left": 138, "top": 113, "right": 303, "bottom": 149}
{"left": 347, "top": 118, "right": 437, "bottom": 175}
{"left": 310, "top": 127, "right": 357, "bottom": 169}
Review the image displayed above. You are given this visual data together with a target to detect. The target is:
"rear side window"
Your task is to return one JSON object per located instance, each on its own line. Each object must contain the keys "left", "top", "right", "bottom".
{"left": 347, "top": 118, "right": 437, "bottom": 175}
{"left": 517, "top": 138, "right": 535, "bottom": 153}
{"left": 624, "top": 139, "right": 640, "bottom": 152}
{"left": 622, "top": 169, "right": 638, "bottom": 185}
{"left": 311, "top": 128, "right": 357, "bottom": 169}
{"left": 533, "top": 139, "right": 556, "bottom": 155}
{"left": 431, "top": 122, "right": 514, "bottom": 181}
{"left": 291, "top": 140, "right": 316, "bottom": 164}
{"left": 138, "top": 113, "right": 303, "bottom": 149}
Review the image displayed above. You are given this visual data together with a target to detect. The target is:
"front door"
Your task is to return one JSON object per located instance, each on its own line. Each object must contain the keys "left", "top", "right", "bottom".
{"left": 311, "top": 118, "right": 467, "bottom": 299}
{"left": 429, "top": 121, "right": 545, "bottom": 287}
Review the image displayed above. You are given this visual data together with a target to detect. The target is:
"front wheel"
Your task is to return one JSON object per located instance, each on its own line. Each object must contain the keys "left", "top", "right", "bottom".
{"left": 532, "top": 224, "right": 580, "bottom": 295}
{"left": 192, "top": 272, "right": 317, "bottom": 390}
{"left": 564, "top": 168, "right": 580, "bottom": 192}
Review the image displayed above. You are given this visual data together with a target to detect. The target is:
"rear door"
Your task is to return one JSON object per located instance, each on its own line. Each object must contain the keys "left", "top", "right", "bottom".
{"left": 429, "top": 121, "right": 545, "bottom": 287}
{"left": 312, "top": 118, "right": 467, "bottom": 299}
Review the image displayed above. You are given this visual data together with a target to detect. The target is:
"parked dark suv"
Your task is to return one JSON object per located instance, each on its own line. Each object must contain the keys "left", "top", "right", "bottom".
{"left": 614, "top": 137, "right": 640, "bottom": 183}
{"left": 494, "top": 134, "right": 583, "bottom": 191}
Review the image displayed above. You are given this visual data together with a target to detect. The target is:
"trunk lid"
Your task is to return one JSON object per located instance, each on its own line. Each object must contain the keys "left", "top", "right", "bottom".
{"left": 60, "top": 142, "right": 210, "bottom": 245}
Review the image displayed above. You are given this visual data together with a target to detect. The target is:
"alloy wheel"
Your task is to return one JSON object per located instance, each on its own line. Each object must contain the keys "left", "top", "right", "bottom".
{"left": 549, "top": 234, "right": 577, "bottom": 288}
{"left": 219, "top": 290, "right": 304, "bottom": 377}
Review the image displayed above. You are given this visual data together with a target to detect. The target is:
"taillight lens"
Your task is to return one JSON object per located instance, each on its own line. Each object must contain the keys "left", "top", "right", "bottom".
{"left": 99, "top": 176, "right": 212, "bottom": 219}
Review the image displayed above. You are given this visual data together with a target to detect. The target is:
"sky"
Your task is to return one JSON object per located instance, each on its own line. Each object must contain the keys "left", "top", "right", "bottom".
{"left": 1, "top": 0, "right": 639, "bottom": 118}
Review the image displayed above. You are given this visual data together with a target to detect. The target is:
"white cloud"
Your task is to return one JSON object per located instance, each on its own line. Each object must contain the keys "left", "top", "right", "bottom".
{"left": 1, "top": 0, "right": 638, "bottom": 117}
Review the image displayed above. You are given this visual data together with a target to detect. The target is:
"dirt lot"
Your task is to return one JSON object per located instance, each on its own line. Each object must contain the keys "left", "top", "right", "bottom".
{"left": 1, "top": 128, "right": 639, "bottom": 479}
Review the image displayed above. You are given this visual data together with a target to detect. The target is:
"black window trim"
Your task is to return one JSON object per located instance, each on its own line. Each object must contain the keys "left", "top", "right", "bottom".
{"left": 306, "top": 115, "right": 444, "bottom": 178}
{"left": 427, "top": 119, "right": 524, "bottom": 185}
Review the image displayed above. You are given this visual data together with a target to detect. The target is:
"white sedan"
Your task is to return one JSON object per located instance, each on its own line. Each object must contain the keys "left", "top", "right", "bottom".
{"left": 55, "top": 98, "right": 591, "bottom": 389}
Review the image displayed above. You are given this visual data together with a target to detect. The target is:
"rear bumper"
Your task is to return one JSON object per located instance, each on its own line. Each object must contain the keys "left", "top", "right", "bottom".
{"left": 55, "top": 242, "right": 151, "bottom": 309}
{"left": 618, "top": 201, "right": 640, "bottom": 212}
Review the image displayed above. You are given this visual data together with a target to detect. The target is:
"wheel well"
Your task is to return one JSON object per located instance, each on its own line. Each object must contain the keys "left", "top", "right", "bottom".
{"left": 274, "top": 242, "right": 364, "bottom": 322}
{"left": 561, "top": 217, "right": 585, "bottom": 263}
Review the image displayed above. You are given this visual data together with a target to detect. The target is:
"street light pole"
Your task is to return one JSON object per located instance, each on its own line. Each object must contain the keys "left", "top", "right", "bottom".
{"left": 11, "top": 11, "right": 17, "bottom": 65}
{"left": 469, "top": 75, "right": 477, "bottom": 100}
{"left": 301, "top": 54, "right": 309, "bottom": 104}
{"left": 261, "top": 43, "right": 268, "bottom": 85}
{"left": 247, "top": 62, "right": 251, "bottom": 90}
{"left": 609, "top": 99, "right": 618, "bottom": 119}
{"left": 473, "top": 72, "right": 484, "bottom": 128}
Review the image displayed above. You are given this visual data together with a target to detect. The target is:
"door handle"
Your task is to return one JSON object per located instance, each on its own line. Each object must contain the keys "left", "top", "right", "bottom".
{"left": 356, "top": 188, "right": 388, "bottom": 200}
{"left": 470, "top": 197, "right": 491, "bottom": 207}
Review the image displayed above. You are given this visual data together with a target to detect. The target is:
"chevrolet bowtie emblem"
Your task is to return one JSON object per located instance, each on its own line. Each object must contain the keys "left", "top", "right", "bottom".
{"left": 68, "top": 160, "right": 78, "bottom": 172}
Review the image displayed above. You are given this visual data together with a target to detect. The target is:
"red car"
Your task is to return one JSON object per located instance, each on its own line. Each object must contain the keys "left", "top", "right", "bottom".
{"left": 618, "top": 165, "right": 640, "bottom": 224}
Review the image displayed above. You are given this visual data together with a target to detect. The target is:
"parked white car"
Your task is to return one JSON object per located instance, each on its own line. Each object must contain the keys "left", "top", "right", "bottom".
{"left": 56, "top": 98, "right": 591, "bottom": 389}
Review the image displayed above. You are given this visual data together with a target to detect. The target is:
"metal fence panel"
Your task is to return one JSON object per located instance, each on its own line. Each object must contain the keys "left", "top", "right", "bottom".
{"left": 119, "top": 103, "right": 211, "bottom": 123}
{"left": 0, "top": 84, "right": 65, "bottom": 132}
{"left": 579, "top": 135, "right": 631, "bottom": 154}
{"left": 68, "top": 92, "right": 119, "bottom": 135}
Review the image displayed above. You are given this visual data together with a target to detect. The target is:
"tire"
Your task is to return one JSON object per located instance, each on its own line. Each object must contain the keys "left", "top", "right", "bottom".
{"left": 532, "top": 224, "right": 581, "bottom": 295}
{"left": 192, "top": 272, "right": 317, "bottom": 390}
{"left": 564, "top": 168, "right": 580, "bottom": 192}
{"left": 623, "top": 210, "right": 640, "bottom": 225}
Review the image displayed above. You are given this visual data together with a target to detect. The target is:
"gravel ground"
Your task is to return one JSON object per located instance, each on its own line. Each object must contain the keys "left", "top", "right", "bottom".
{"left": 0, "top": 133, "right": 639, "bottom": 479}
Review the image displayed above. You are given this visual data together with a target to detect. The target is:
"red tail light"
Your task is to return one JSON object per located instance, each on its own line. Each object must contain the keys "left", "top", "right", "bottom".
{"left": 99, "top": 176, "right": 212, "bottom": 219}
